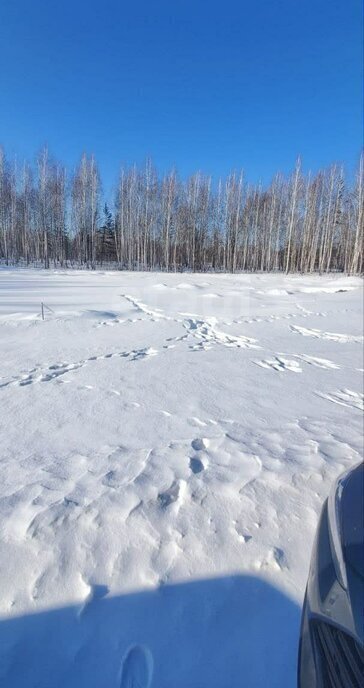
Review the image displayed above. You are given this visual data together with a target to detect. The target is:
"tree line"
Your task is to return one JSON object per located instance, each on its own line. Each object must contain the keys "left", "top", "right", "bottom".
{"left": 0, "top": 146, "right": 362, "bottom": 273}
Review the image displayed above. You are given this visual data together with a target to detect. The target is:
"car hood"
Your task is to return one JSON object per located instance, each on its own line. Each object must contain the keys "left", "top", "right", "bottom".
{"left": 342, "top": 462, "right": 364, "bottom": 581}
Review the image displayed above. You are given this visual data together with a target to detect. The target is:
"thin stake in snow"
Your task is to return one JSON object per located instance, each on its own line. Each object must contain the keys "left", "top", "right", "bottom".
{"left": 40, "top": 302, "right": 54, "bottom": 320}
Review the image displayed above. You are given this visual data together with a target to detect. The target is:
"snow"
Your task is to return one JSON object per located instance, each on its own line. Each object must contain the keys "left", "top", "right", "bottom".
{"left": 0, "top": 269, "right": 362, "bottom": 687}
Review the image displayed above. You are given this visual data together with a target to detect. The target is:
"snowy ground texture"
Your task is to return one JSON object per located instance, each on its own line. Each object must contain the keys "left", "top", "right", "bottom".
{"left": 0, "top": 269, "right": 363, "bottom": 688}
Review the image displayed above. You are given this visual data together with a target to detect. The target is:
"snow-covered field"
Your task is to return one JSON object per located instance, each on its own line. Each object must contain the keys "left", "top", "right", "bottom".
{"left": 0, "top": 269, "right": 362, "bottom": 688}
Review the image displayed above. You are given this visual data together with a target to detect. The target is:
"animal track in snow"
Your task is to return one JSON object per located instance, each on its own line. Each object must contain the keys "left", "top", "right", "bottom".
{"left": 0, "top": 361, "right": 85, "bottom": 388}
{"left": 0, "top": 346, "right": 159, "bottom": 390}
{"left": 187, "top": 416, "right": 207, "bottom": 428}
{"left": 183, "top": 316, "right": 260, "bottom": 350}
{"left": 98, "top": 293, "right": 174, "bottom": 327}
{"left": 121, "top": 293, "right": 170, "bottom": 321}
{"left": 290, "top": 324, "right": 363, "bottom": 344}
{"left": 129, "top": 347, "right": 158, "bottom": 361}
{"left": 293, "top": 354, "right": 340, "bottom": 370}
{"left": 316, "top": 389, "right": 364, "bottom": 412}
{"left": 254, "top": 357, "right": 302, "bottom": 373}
{"left": 256, "top": 352, "right": 341, "bottom": 372}
{"left": 228, "top": 308, "right": 329, "bottom": 327}
{"left": 97, "top": 317, "right": 125, "bottom": 328}
{"left": 229, "top": 305, "right": 358, "bottom": 329}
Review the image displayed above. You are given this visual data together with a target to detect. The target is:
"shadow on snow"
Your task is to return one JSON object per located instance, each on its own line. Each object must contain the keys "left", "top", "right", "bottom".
{"left": 0, "top": 574, "right": 300, "bottom": 688}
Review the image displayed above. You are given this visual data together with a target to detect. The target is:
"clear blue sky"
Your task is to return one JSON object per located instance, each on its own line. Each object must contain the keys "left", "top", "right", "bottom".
{"left": 0, "top": 0, "right": 362, "bottom": 196}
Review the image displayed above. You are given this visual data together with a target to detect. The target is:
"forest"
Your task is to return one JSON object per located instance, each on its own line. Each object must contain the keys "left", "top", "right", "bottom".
{"left": 0, "top": 147, "right": 362, "bottom": 273}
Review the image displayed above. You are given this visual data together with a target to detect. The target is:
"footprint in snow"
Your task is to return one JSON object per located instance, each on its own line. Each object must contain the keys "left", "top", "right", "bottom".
{"left": 256, "top": 547, "right": 288, "bottom": 571}
{"left": 158, "top": 480, "right": 181, "bottom": 509}
{"left": 120, "top": 645, "right": 154, "bottom": 688}
{"left": 234, "top": 523, "right": 252, "bottom": 543}
{"left": 78, "top": 583, "right": 109, "bottom": 617}
{"left": 191, "top": 438, "right": 209, "bottom": 451}
{"left": 189, "top": 457, "right": 204, "bottom": 474}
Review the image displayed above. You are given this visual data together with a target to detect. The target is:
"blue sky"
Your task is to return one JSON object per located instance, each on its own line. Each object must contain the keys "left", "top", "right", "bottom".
{"left": 0, "top": 0, "right": 362, "bottom": 196}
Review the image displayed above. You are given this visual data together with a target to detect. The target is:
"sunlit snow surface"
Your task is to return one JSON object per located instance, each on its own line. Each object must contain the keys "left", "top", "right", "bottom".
{"left": 0, "top": 269, "right": 362, "bottom": 687}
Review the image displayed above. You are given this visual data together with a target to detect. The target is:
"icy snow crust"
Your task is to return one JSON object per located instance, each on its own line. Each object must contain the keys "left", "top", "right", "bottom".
{"left": 0, "top": 269, "right": 362, "bottom": 687}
